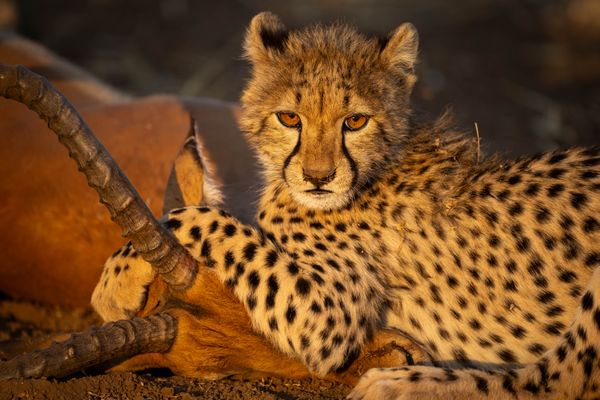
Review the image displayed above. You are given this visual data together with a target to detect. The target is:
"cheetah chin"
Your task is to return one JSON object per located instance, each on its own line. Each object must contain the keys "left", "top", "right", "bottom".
{"left": 290, "top": 188, "right": 352, "bottom": 211}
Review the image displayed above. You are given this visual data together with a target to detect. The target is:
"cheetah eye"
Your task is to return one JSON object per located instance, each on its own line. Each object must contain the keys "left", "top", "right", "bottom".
{"left": 343, "top": 115, "right": 369, "bottom": 131}
{"left": 277, "top": 112, "right": 302, "bottom": 128}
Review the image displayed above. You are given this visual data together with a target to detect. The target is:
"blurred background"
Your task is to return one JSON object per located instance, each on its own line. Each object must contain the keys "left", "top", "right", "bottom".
{"left": 1, "top": 0, "right": 599, "bottom": 156}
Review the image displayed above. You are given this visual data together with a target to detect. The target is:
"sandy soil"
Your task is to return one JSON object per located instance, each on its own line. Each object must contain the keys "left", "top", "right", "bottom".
{"left": 0, "top": 298, "right": 350, "bottom": 399}
{"left": 2, "top": 373, "right": 349, "bottom": 400}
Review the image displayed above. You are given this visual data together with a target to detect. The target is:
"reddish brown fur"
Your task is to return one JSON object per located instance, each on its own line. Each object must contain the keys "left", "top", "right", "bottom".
{"left": 0, "top": 33, "right": 251, "bottom": 306}
{"left": 114, "top": 270, "right": 429, "bottom": 385}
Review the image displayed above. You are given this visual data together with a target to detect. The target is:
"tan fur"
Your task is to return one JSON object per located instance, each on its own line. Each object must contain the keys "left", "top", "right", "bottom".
{"left": 95, "top": 13, "right": 600, "bottom": 399}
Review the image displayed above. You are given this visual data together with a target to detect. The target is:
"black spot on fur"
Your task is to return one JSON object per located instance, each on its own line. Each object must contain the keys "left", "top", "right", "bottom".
{"left": 582, "top": 292, "right": 594, "bottom": 311}
{"left": 247, "top": 270, "right": 260, "bottom": 289}
{"left": 201, "top": 239, "right": 211, "bottom": 258}
{"left": 266, "top": 274, "right": 279, "bottom": 309}
{"left": 285, "top": 305, "right": 297, "bottom": 324}
{"left": 528, "top": 343, "right": 546, "bottom": 355}
{"left": 243, "top": 243, "right": 257, "bottom": 262}
{"left": 334, "top": 281, "right": 346, "bottom": 293}
{"left": 537, "top": 291, "right": 555, "bottom": 303}
{"left": 508, "top": 202, "right": 523, "bottom": 216}
{"left": 559, "top": 270, "right": 577, "bottom": 283}
{"left": 246, "top": 295, "right": 257, "bottom": 310}
{"left": 326, "top": 259, "right": 341, "bottom": 271}
{"left": 265, "top": 250, "right": 278, "bottom": 267}
{"left": 358, "top": 222, "right": 370, "bottom": 230}
{"left": 556, "top": 345, "right": 568, "bottom": 362}
{"left": 320, "top": 346, "right": 331, "bottom": 360}
{"left": 164, "top": 218, "right": 182, "bottom": 231}
{"left": 548, "top": 168, "right": 566, "bottom": 179}
{"left": 223, "top": 224, "right": 237, "bottom": 237}
{"left": 498, "top": 349, "right": 517, "bottom": 363}
{"left": 268, "top": 317, "right": 278, "bottom": 331}
{"left": 311, "top": 272, "right": 325, "bottom": 285}
{"left": 310, "top": 301, "right": 322, "bottom": 314}
{"left": 546, "top": 305, "right": 564, "bottom": 317}
{"left": 511, "top": 326, "right": 526, "bottom": 338}
{"left": 289, "top": 216, "right": 303, "bottom": 224}
{"left": 111, "top": 247, "right": 123, "bottom": 258}
{"left": 504, "top": 280, "right": 518, "bottom": 292}
{"left": 324, "top": 296, "right": 334, "bottom": 309}
{"left": 544, "top": 322, "right": 565, "bottom": 336}
{"left": 507, "top": 175, "right": 521, "bottom": 185}
{"left": 523, "top": 380, "right": 540, "bottom": 394}
{"left": 547, "top": 183, "right": 565, "bottom": 197}
{"left": 292, "top": 232, "right": 306, "bottom": 242}
{"left": 594, "top": 309, "right": 600, "bottom": 331}
{"left": 586, "top": 253, "right": 600, "bottom": 267}
{"left": 335, "top": 223, "right": 347, "bottom": 232}
{"left": 502, "top": 375, "right": 517, "bottom": 394}
{"left": 189, "top": 226, "right": 201, "bottom": 241}
{"left": 535, "top": 207, "right": 551, "bottom": 223}
{"left": 224, "top": 251, "right": 235, "bottom": 269}
{"left": 474, "top": 376, "right": 489, "bottom": 394}
{"left": 310, "top": 221, "right": 324, "bottom": 229}
{"left": 295, "top": 278, "right": 311, "bottom": 297}
{"left": 287, "top": 262, "right": 299, "bottom": 275}
{"left": 583, "top": 217, "right": 599, "bottom": 233}
{"left": 524, "top": 183, "right": 540, "bottom": 196}
{"left": 548, "top": 152, "right": 567, "bottom": 164}
{"left": 570, "top": 192, "right": 588, "bottom": 210}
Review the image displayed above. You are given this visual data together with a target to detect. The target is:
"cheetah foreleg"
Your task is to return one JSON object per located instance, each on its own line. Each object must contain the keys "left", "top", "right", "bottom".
{"left": 91, "top": 242, "right": 156, "bottom": 321}
{"left": 162, "top": 206, "right": 386, "bottom": 375}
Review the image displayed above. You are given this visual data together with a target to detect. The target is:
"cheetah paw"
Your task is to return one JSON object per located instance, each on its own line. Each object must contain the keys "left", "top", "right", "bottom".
{"left": 348, "top": 368, "right": 412, "bottom": 400}
{"left": 348, "top": 367, "right": 485, "bottom": 400}
{"left": 91, "top": 243, "right": 156, "bottom": 322}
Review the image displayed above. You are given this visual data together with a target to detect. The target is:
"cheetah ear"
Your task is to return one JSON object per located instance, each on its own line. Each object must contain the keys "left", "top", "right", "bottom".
{"left": 244, "top": 12, "right": 289, "bottom": 64}
{"left": 380, "top": 23, "right": 419, "bottom": 73}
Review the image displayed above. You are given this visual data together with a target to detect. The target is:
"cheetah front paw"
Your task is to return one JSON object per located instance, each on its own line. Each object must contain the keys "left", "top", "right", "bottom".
{"left": 91, "top": 242, "right": 156, "bottom": 322}
{"left": 348, "top": 368, "right": 415, "bottom": 400}
{"left": 348, "top": 366, "right": 501, "bottom": 400}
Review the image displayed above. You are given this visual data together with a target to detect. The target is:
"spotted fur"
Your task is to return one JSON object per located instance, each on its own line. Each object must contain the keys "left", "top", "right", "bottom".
{"left": 93, "top": 13, "right": 600, "bottom": 398}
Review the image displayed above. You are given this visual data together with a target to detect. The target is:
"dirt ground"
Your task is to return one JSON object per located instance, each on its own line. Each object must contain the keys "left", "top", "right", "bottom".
{"left": 2, "top": 374, "right": 349, "bottom": 400}
{"left": 1, "top": 0, "right": 599, "bottom": 399}
{"left": 0, "top": 297, "right": 350, "bottom": 399}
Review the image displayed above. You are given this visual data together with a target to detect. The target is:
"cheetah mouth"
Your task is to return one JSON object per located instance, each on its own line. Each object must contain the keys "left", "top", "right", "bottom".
{"left": 305, "top": 189, "right": 333, "bottom": 195}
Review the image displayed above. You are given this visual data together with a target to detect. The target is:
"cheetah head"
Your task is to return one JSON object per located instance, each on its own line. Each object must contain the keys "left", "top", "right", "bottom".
{"left": 240, "top": 12, "right": 418, "bottom": 210}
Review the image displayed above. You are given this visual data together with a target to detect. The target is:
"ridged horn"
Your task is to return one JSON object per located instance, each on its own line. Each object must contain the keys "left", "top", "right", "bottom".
{"left": 0, "top": 64, "right": 196, "bottom": 290}
{"left": 0, "top": 313, "right": 177, "bottom": 379}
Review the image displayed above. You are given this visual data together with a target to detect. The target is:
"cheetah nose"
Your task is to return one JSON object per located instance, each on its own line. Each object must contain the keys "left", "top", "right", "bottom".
{"left": 302, "top": 168, "right": 336, "bottom": 187}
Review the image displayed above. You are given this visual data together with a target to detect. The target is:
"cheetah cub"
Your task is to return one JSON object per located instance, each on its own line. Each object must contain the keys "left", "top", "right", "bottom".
{"left": 93, "top": 12, "right": 600, "bottom": 399}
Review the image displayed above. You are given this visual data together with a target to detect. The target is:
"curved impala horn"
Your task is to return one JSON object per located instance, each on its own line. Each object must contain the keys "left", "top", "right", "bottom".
{"left": 0, "top": 64, "right": 196, "bottom": 290}
{"left": 0, "top": 313, "right": 177, "bottom": 379}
